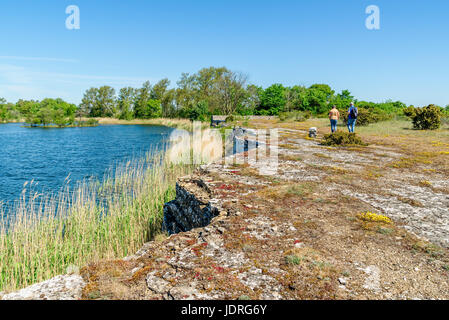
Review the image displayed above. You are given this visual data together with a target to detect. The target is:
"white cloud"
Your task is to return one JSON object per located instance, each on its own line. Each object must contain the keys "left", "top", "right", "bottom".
{"left": 0, "top": 56, "right": 79, "bottom": 63}
{"left": 0, "top": 63, "right": 156, "bottom": 103}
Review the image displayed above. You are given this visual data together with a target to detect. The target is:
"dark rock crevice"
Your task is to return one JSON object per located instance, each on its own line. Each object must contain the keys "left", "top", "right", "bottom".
{"left": 162, "top": 177, "right": 220, "bottom": 235}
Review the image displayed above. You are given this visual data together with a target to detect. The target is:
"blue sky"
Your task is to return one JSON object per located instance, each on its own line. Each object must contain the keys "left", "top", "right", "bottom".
{"left": 0, "top": 0, "right": 448, "bottom": 106}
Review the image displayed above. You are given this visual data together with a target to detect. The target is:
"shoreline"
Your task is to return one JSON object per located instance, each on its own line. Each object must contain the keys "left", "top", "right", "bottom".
{"left": 1, "top": 117, "right": 210, "bottom": 131}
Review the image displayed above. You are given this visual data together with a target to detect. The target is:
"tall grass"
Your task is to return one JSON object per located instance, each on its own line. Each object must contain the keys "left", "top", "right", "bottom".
{"left": 0, "top": 152, "right": 194, "bottom": 293}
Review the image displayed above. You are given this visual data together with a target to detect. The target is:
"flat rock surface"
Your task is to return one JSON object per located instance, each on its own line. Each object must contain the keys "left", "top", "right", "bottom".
{"left": 1, "top": 275, "right": 85, "bottom": 300}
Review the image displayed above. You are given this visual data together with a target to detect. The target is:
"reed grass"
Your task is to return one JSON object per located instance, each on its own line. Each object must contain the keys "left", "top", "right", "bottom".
{"left": 0, "top": 152, "right": 194, "bottom": 293}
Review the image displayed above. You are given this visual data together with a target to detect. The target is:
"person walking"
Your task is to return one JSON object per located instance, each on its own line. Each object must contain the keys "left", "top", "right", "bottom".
{"left": 328, "top": 105, "right": 340, "bottom": 133}
{"left": 347, "top": 102, "right": 358, "bottom": 133}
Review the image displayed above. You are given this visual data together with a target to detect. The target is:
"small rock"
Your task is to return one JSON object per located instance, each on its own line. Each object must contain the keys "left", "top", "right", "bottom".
{"left": 338, "top": 278, "right": 347, "bottom": 285}
{"left": 1, "top": 275, "right": 85, "bottom": 300}
{"left": 131, "top": 267, "right": 142, "bottom": 275}
{"left": 216, "top": 227, "right": 226, "bottom": 234}
{"left": 146, "top": 273, "right": 171, "bottom": 295}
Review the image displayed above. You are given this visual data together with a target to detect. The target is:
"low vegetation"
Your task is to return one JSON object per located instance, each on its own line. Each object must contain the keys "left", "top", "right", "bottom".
{"left": 278, "top": 110, "right": 311, "bottom": 122}
{"left": 341, "top": 107, "right": 392, "bottom": 126}
{"left": 322, "top": 132, "right": 367, "bottom": 147}
{"left": 404, "top": 104, "right": 442, "bottom": 130}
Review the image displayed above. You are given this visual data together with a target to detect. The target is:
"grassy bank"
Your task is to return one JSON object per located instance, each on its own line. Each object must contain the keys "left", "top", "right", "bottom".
{"left": 0, "top": 153, "right": 194, "bottom": 292}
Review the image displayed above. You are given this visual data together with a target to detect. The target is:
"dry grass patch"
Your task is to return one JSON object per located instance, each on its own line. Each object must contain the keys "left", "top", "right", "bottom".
{"left": 279, "top": 143, "right": 300, "bottom": 150}
{"left": 279, "top": 154, "right": 303, "bottom": 162}
{"left": 313, "top": 153, "right": 332, "bottom": 159}
{"left": 257, "top": 182, "right": 316, "bottom": 201}
{"left": 397, "top": 196, "right": 424, "bottom": 207}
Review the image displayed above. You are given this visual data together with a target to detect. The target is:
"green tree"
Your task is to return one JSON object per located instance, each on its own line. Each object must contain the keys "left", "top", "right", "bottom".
{"left": 96, "top": 86, "right": 116, "bottom": 117}
{"left": 258, "top": 84, "right": 287, "bottom": 115}
{"left": 151, "top": 79, "right": 176, "bottom": 117}
{"left": 302, "top": 84, "right": 335, "bottom": 114}
{"left": 330, "top": 90, "right": 354, "bottom": 111}
{"left": 80, "top": 86, "right": 116, "bottom": 117}
{"left": 134, "top": 81, "right": 152, "bottom": 118}
{"left": 214, "top": 71, "right": 248, "bottom": 115}
{"left": 182, "top": 101, "right": 209, "bottom": 121}
{"left": 284, "top": 86, "right": 307, "bottom": 112}
{"left": 146, "top": 99, "right": 162, "bottom": 118}
{"left": 117, "top": 87, "right": 136, "bottom": 120}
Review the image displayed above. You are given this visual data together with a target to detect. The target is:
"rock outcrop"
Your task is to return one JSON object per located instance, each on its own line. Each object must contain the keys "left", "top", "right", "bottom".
{"left": 163, "top": 177, "right": 220, "bottom": 235}
{"left": 1, "top": 275, "right": 85, "bottom": 300}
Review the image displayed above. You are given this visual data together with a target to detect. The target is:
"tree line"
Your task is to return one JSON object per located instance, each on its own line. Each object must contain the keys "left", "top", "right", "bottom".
{"left": 1, "top": 66, "right": 449, "bottom": 125}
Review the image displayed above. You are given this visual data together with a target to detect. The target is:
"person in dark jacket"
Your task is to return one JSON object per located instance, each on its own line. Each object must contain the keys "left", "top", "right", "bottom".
{"left": 347, "top": 102, "right": 358, "bottom": 133}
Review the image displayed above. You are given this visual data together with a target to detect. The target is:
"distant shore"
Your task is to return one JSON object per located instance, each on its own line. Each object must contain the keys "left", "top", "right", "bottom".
{"left": 94, "top": 117, "right": 209, "bottom": 131}
{"left": 1, "top": 117, "right": 209, "bottom": 131}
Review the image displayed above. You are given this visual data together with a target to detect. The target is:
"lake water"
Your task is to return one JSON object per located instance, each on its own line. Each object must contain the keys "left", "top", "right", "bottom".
{"left": 0, "top": 123, "right": 174, "bottom": 208}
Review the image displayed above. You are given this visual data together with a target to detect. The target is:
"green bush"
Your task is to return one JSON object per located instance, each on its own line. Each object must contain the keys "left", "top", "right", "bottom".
{"left": 322, "top": 131, "right": 367, "bottom": 146}
{"left": 279, "top": 110, "right": 311, "bottom": 122}
{"left": 407, "top": 105, "right": 441, "bottom": 130}
{"left": 402, "top": 105, "right": 416, "bottom": 118}
{"left": 341, "top": 108, "right": 392, "bottom": 126}
{"left": 182, "top": 101, "right": 209, "bottom": 121}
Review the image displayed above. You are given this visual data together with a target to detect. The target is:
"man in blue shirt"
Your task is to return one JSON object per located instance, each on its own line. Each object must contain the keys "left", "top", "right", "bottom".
{"left": 347, "top": 102, "right": 358, "bottom": 133}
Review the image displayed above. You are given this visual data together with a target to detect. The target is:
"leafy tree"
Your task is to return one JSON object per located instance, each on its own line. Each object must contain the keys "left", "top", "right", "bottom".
{"left": 0, "top": 99, "right": 19, "bottom": 122}
{"left": 118, "top": 87, "right": 136, "bottom": 120}
{"left": 79, "top": 88, "right": 98, "bottom": 117}
{"left": 258, "top": 84, "right": 287, "bottom": 115}
{"left": 80, "top": 87, "right": 116, "bottom": 117}
{"left": 238, "top": 84, "right": 262, "bottom": 115}
{"left": 146, "top": 99, "right": 162, "bottom": 118}
{"left": 330, "top": 90, "right": 354, "bottom": 111}
{"left": 309, "top": 84, "right": 335, "bottom": 102}
{"left": 182, "top": 101, "right": 209, "bottom": 121}
{"left": 134, "top": 81, "right": 152, "bottom": 118}
{"left": 53, "top": 108, "right": 67, "bottom": 127}
{"left": 96, "top": 86, "right": 116, "bottom": 117}
{"left": 151, "top": 79, "right": 176, "bottom": 117}
{"left": 214, "top": 71, "right": 248, "bottom": 115}
{"left": 284, "top": 86, "right": 307, "bottom": 112}
{"left": 302, "top": 87, "right": 329, "bottom": 114}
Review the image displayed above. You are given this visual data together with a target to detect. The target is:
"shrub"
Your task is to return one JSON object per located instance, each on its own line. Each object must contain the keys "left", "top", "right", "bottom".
{"left": 341, "top": 108, "right": 392, "bottom": 126}
{"left": 357, "top": 212, "right": 392, "bottom": 224}
{"left": 322, "top": 131, "right": 367, "bottom": 146}
{"left": 279, "top": 110, "right": 311, "bottom": 122}
{"left": 407, "top": 105, "right": 441, "bottom": 130}
{"left": 183, "top": 101, "right": 209, "bottom": 122}
{"left": 403, "top": 105, "right": 416, "bottom": 118}
{"left": 285, "top": 255, "right": 302, "bottom": 265}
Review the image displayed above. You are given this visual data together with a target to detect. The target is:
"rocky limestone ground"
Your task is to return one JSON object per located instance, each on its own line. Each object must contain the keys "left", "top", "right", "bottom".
{"left": 3, "top": 119, "right": 449, "bottom": 300}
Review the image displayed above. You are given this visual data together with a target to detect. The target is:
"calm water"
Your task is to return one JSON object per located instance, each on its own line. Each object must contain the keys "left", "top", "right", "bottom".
{"left": 0, "top": 123, "right": 174, "bottom": 207}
